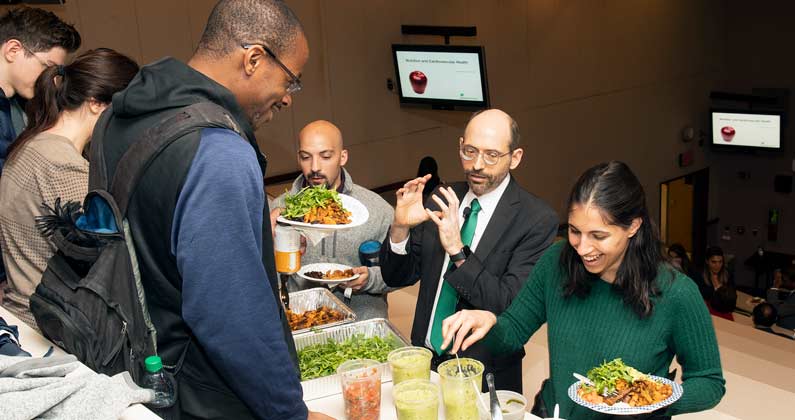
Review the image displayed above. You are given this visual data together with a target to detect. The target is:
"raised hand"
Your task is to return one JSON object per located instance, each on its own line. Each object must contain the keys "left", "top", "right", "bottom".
{"left": 441, "top": 309, "right": 497, "bottom": 353}
{"left": 426, "top": 186, "right": 464, "bottom": 256}
{"left": 390, "top": 175, "right": 432, "bottom": 242}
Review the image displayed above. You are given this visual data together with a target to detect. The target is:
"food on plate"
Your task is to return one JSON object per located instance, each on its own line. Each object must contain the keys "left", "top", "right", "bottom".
{"left": 303, "top": 269, "right": 355, "bottom": 280}
{"left": 324, "top": 269, "right": 355, "bottom": 279}
{"left": 577, "top": 358, "right": 673, "bottom": 407}
{"left": 297, "top": 334, "right": 400, "bottom": 380}
{"left": 286, "top": 306, "right": 345, "bottom": 331}
{"left": 283, "top": 185, "right": 351, "bottom": 225}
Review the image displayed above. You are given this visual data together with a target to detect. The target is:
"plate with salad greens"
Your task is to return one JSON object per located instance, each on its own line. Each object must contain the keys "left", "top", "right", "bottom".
{"left": 277, "top": 185, "right": 369, "bottom": 230}
{"left": 567, "top": 358, "right": 683, "bottom": 415}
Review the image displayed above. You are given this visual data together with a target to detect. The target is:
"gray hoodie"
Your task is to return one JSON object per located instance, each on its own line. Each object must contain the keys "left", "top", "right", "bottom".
{"left": 272, "top": 168, "right": 395, "bottom": 319}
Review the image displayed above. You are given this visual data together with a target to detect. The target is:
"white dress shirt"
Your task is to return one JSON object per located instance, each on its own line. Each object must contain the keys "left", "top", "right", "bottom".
{"left": 389, "top": 174, "right": 512, "bottom": 347}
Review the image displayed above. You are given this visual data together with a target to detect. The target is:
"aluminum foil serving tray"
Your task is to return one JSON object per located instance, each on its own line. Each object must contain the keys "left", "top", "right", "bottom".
{"left": 294, "top": 318, "right": 409, "bottom": 400}
{"left": 288, "top": 288, "right": 356, "bottom": 336}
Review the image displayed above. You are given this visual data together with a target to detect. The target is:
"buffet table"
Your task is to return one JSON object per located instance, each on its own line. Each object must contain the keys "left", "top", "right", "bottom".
{"left": 0, "top": 306, "right": 161, "bottom": 420}
{"left": 305, "top": 371, "right": 541, "bottom": 420}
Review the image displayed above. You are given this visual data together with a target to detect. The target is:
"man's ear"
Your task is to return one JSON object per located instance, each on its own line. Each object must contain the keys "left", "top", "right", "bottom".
{"left": 340, "top": 149, "right": 348, "bottom": 166}
{"left": 509, "top": 148, "right": 523, "bottom": 170}
{"left": 3, "top": 39, "right": 23, "bottom": 63}
{"left": 242, "top": 45, "right": 264, "bottom": 77}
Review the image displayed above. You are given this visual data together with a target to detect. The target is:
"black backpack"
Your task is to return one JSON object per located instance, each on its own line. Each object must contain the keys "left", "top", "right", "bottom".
{"left": 30, "top": 102, "right": 241, "bottom": 383}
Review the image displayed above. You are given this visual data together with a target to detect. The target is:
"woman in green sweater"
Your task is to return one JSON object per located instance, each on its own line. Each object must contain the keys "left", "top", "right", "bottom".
{"left": 441, "top": 161, "right": 725, "bottom": 419}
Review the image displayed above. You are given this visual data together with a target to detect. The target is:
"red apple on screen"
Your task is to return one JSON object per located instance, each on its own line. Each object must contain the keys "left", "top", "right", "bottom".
{"left": 409, "top": 70, "right": 427, "bottom": 94}
{"left": 721, "top": 126, "right": 735, "bottom": 142}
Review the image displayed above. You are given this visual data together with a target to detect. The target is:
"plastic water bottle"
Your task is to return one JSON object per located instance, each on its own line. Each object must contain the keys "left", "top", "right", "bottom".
{"left": 141, "top": 355, "right": 177, "bottom": 408}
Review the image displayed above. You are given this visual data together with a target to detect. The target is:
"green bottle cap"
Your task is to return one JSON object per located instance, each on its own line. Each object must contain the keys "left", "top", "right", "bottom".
{"left": 145, "top": 355, "right": 163, "bottom": 373}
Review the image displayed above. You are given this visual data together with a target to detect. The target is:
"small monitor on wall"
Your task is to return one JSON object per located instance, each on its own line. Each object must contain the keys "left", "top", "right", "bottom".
{"left": 392, "top": 44, "right": 489, "bottom": 109}
{"left": 711, "top": 110, "right": 783, "bottom": 151}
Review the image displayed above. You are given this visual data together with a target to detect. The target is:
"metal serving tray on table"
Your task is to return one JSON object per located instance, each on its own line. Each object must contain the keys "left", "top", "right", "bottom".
{"left": 288, "top": 288, "right": 356, "bottom": 335}
{"left": 294, "top": 318, "right": 409, "bottom": 400}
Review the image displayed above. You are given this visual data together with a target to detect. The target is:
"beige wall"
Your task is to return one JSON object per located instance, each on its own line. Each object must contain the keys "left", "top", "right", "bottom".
{"left": 3, "top": 0, "right": 726, "bottom": 221}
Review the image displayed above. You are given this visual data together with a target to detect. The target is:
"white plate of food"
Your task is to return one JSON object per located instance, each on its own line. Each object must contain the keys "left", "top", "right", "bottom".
{"left": 567, "top": 359, "right": 683, "bottom": 415}
{"left": 277, "top": 186, "right": 369, "bottom": 230}
{"left": 297, "top": 263, "right": 359, "bottom": 286}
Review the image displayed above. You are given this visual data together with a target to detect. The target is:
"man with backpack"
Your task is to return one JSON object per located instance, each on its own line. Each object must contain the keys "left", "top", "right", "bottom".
{"left": 86, "top": 1, "right": 330, "bottom": 419}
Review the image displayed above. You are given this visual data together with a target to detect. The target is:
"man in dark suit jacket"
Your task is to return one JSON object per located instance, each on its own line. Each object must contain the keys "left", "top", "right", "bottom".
{"left": 381, "top": 109, "right": 558, "bottom": 393}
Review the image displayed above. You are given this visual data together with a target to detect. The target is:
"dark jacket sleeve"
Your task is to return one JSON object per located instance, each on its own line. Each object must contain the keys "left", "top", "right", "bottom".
{"left": 446, "top": 198, "right": 558, "bottom": 314}
{"left": 171, "top": 128, "right": 307, "bottom": 420}
{"left": 379, "top": 222, "right": 425, "bottom": 288}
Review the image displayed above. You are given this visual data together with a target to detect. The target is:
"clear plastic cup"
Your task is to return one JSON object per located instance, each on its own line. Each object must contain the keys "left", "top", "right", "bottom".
{"left": 393, "top": 379, "right": 439, "bottom": 420}
{"left": 388, "top": 346, "right": 433, "bottom": 385}
{"left": 338, "top": 359, "right": 382, "bottom": 420}
{"left": 437, "top": 358, "right": 484, "bottom": 420}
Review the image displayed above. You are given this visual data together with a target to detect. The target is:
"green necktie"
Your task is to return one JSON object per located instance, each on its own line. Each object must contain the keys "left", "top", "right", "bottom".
{"left": 430, "top": 198, "right": 481, "bottom": 355}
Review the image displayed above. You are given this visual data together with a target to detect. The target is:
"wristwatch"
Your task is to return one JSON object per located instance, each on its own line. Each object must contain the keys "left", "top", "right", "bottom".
{"left": 449, "top": 245, "right": 471, "bottom": 263}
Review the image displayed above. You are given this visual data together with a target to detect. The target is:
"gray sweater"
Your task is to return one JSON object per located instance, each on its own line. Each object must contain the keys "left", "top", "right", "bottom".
{"left": 272, "top": 169, "right": 395, "bottom": 319}
{"left": 0, "top": 355, "right": 153, "bottom": 420}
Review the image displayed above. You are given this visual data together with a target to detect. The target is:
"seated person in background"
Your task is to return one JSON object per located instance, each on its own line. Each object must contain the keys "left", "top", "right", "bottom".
{"left": 768, "top": 265, "right": 795, "bottom": 330}
{"left": 700, "top": 246, "right": 732, "bottom": 301}
{"left": 668, "top": 243, "right": 701, "bottom": 283}
{"left": 271, "top": 120, "right": 395, "bottom": 319}
{"left": 0, "top": 49, "right": 138, "bottom": 329}
{"left": 417, "top": 155, "right": 441, "bottom": 203}
{"left": 753, "top": 303, "right": 794, "bottom": 340}
{"left": 708, "top": 285, "right": 737, "bottom": 321}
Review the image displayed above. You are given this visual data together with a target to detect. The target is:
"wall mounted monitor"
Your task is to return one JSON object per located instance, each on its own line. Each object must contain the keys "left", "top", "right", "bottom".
{"left": 711, "top": 110, "right": 783, "bottom": 151}
{"left": 392, "top": 44, "right": 489, "bottom": 109}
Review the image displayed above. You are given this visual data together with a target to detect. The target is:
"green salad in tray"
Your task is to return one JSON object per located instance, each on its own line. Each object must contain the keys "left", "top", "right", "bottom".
{"left": 585, "top": 358, "right": 647, "bottom": 395}
{"left": 282, "top": 185, "right": 351, "bottom": 225}
{"left": 298, "top": 334, "right": 400, "bottom": 380}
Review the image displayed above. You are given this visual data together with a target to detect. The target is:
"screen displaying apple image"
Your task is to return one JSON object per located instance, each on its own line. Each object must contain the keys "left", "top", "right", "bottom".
{"left": 395, "top": 50, "right": 484, "bottom": 101}
{"left": 712, "top": 112, "right": 781, "bottom": 148}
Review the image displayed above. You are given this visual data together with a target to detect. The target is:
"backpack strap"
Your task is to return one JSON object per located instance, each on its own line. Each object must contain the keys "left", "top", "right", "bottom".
{"left": 109, "top": 102, "right": 242, "bottom": 216}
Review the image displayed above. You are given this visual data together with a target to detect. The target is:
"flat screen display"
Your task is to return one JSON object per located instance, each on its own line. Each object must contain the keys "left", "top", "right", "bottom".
{"left": 711, "top": 111, "right": 782, "bottom": 149}
{"left": 392, "top": 44, "right": 489, "bottom": 109}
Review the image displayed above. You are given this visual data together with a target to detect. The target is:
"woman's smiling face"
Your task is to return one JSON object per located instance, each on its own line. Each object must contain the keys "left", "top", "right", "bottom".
{"left": 567, "top": 203, "right": 641, "bottom": 283}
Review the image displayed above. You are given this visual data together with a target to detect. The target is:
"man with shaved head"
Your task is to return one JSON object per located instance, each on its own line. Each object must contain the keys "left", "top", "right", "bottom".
{"left": 381, "top": 109, "right": 558, "bottom": 392}
{"left": 272, "top": 120, "right": 395, "bottom": 319}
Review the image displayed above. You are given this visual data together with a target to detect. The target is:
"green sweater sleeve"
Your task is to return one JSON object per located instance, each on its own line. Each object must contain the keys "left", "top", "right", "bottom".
{"left": 484, "top": 242, "right": 557, "bottom": 354}
{"left": 667, "top": 274, "right": 726, "bottom": 415}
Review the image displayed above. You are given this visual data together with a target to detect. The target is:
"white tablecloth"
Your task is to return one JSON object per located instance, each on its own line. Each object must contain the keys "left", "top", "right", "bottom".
{"left": 0, "top": 306, "right": 161, "bottom": 420}
{"left": 305, "top": 371, "right": 541, "bottom": 420}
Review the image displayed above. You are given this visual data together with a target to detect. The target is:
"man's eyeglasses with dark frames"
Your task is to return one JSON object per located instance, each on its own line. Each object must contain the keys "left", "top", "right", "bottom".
{"left": 241, "top": 43, "right": 302, "bottom": 94}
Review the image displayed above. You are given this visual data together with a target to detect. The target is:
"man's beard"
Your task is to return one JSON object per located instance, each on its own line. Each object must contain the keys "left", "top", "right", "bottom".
{"left": 307, "top": 172, "right": 332, "bottom": 189}
{"left": 465, "top": 169, "right": 500, "bottom": 195}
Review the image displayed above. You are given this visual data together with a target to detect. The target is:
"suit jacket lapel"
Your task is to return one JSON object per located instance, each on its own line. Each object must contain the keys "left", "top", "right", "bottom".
{"left": 472, "top": 178, "right": 520, "bottom": 261}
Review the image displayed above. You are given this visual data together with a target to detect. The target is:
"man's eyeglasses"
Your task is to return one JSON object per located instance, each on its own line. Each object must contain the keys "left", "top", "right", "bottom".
{"left": 242, "top": 43, "right": 302, "bottom": 94}
{"left": 20, "top": 43, "right": 54, "bottom": 69}
{"left": 459, "top": 143, "right": 511, "bottom": 166}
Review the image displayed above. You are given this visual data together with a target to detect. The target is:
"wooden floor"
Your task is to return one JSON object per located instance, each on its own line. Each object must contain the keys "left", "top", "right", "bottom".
{"left": 387, "top": 284, "right": 795, "bottom": 420}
